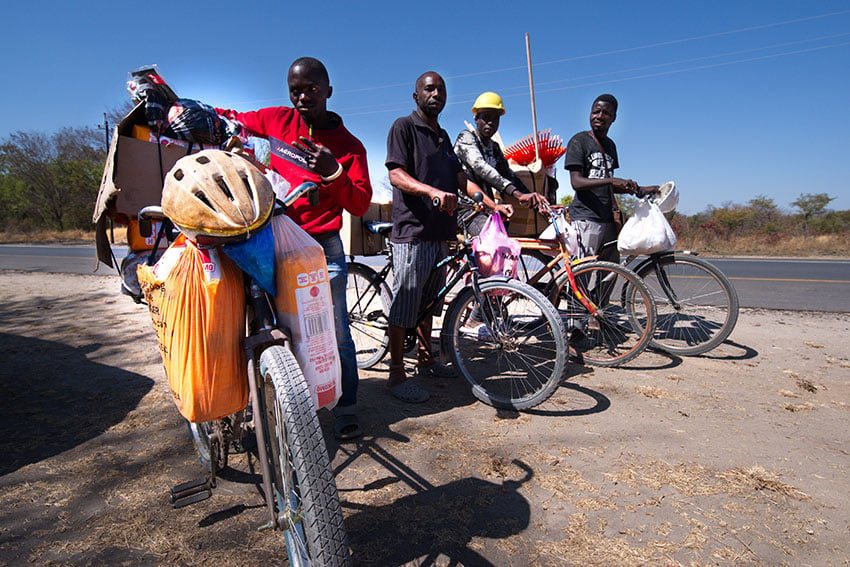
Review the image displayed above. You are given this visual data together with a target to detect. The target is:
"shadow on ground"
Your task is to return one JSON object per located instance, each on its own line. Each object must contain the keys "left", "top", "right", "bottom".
{"left": 342, "top": 459, "right": 534, "bottom": 566}
{"left": 0, "top": 332, "right": 154, "bottom": 476}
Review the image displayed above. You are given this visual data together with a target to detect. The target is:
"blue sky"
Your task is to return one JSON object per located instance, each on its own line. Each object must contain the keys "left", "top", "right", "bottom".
{"left": 2, "top": 1, "right": 848, "bottom": 215}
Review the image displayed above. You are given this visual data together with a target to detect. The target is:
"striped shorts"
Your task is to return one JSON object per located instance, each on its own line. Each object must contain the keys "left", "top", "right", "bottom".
{"left": 388, "top": 240, "right": 449, "bottom": 328}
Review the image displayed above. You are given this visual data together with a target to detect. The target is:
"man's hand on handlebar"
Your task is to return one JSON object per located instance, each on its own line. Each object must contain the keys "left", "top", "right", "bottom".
{"left": 431, "top": 191, "right": 458, "bottom": 215}
{"left": 494, "top": 203, "right": 513, "bottom": 219}
{"left": 515, "top": 191, "right": 547, "bottom": 210}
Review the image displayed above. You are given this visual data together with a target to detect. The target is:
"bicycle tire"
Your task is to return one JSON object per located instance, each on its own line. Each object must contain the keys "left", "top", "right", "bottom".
{"left": 516, "top": 248, "right": 560, "bottom": 295}
{"left": 188, "top": 420, "right": 227, "bottom": 473}
{"left": 633, "top": 254, "right": 739, "bottom": 356}
{"left": 346, "top": 261, "right": 391, "bottom": 369}
{"left": 258, "top": 346, "right": 351, "bottom": 567}
{"left": 441, "top": 277, "right": 569, "bottom": 410}
{"left": 550, "top": 261, "right": 657, "bottom": 367}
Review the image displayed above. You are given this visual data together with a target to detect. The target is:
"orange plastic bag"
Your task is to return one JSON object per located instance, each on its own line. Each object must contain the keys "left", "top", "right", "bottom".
{"left": 137, "top": 235, "right": 247, "bottom": 422}
{"left": 271, "top": 214, "right": 341, "bottom": 410}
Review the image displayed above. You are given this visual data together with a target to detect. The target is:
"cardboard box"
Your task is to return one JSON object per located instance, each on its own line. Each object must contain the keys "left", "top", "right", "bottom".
{"left": 341, "top": 202, "right": 392, "bottom": 256}
{"left": 93, "top": 102, "right": 206, "bottom": 267}
{"left": 503, "top": 159, "right": 554, "bottom": 237}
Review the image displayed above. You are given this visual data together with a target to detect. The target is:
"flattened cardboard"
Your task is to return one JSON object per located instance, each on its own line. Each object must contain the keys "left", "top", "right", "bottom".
{"left": 93, "top": 102, "right": 204, "bottom": 267}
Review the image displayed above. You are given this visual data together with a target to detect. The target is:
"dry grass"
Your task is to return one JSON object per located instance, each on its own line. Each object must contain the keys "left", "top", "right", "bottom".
{"left": 677, "top": 233, "right": 850, "bottom": 257}
{"left": 0, "top": 227, "right": 127, "bottom": 245}
{"left": 716, "top": 466, "right": 810, "bottom": 500}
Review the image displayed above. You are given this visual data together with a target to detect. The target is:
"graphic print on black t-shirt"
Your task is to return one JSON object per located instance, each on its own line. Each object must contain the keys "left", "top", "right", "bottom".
{"left": 588, "top": 150, "right": 613, "bottom": 179}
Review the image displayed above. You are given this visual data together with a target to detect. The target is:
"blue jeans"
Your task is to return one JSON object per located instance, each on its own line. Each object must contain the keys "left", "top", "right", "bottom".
{"left": 318, "top": 233, "right": 359, "bottom": 409}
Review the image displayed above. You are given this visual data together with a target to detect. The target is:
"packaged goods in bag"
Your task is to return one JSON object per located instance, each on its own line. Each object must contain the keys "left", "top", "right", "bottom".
{"left": 137, "top": 235, "right": 247, "bottom": 422}
{"left": 271, "top": 214, "right": 341, "bottom": 410}
{"left": 618, "top": 199, "right": 677, "bottom": 255}
{"left": 473, "top": 212, "right": 521, "bottom": 278}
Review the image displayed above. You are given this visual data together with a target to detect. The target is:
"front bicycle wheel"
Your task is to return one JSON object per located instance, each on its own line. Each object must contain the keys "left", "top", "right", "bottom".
{"left": 346, "top": 262, "right": 391, "bottom": 369}
{"left": 258, "top": 346, "right": 350, "bottom": 567}
{"left": 635, "top": 254, "right": 739, "bottom": 355}
{"left": 551, "top": 261, "right": 657, "bottom": 367}
{"left": 441, "top": 277, "right": 569, "bottom": 410}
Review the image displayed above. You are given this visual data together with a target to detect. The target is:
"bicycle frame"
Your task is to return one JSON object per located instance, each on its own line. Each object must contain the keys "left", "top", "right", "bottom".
{"left": 513, "top": 226, "right": 605, "bottom": 317}
{"left": 623, "top": 250, "right": 698, "bottom": 312}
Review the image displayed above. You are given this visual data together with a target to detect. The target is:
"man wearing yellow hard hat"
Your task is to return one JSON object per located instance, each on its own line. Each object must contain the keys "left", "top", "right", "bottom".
{"left": 454, "top": 91, "right": 547, "bottom": 233}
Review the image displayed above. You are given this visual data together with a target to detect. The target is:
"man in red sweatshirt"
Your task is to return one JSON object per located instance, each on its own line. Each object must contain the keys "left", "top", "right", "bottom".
{"left": 218, "top": 57, "right": 372, "bottom": 440}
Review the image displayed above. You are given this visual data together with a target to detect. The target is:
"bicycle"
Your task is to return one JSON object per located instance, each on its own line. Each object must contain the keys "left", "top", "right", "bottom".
{"left": 510, "top": 202, "right": 658, "bottom": 367}
{"left": 346, "top": 196, "right": 570, "bottom": 410}
{"left": 139, "top": 175, "right": 351, "bottom": 567}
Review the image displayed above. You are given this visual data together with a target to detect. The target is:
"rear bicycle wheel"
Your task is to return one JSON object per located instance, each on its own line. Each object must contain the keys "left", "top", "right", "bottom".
{"left": 635, "top": 254, "right": 739, "bottom": 355}
{"left": 551, "top": 261, "right": 657, "bottom": 367}
{"left": 346, "top": 262, "right": 391, "bottom": 369}
{"left": 258, "top": 346, "right": 350, "bottom": 567}
{"left": 441, "top": 277, "right": 569, "bottom": 410}
{"left": 188, "top": 420, "right": 228, "bottom": 474}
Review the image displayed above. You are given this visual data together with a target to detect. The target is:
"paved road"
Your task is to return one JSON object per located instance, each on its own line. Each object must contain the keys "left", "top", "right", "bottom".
{"left": 703, "top": 257, "right": 850, "bottom": 312}
{"left": 2, "top": 245, "right": 849, "bottom": 312}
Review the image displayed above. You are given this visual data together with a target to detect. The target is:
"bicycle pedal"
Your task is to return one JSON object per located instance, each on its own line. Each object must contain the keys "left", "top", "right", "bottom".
{"left": 169, "top": 477, "right": 213, "bottom": 508}
{"left": 170, "top": 489, "right": 212, "bottom": 509}
{"left": 170, "top": 477, "right": 210, "bottom": 495}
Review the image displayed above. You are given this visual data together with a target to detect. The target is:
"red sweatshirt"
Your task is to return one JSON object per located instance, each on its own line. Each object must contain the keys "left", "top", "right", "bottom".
{"left": 216, "top": 106, "right": 372, "bottom": 235}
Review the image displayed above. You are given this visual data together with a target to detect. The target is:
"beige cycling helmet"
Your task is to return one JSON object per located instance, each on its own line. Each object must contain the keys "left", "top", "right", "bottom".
{"left": 162, "top": 150, "right": 274, "bottom": 242}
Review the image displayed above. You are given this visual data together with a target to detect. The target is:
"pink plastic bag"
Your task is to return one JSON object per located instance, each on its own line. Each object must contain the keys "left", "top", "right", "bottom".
{"left": 473, "top": 212, "right": 521, "bottom": 278}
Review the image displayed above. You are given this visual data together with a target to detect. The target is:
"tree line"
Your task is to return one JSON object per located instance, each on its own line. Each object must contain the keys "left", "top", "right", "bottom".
{"left": 0, "top": 127, "right": 846, "bottom": 245}
{"left": 0, "top": 127, "right": 106, "bottom": 232}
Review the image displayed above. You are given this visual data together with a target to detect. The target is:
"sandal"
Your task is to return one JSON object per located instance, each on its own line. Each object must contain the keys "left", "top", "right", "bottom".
{"left": 333, "top": 413, "right": 362, "bottom": 441}
{"left": 388, "top": 374, "right": 430, "bottom": 403}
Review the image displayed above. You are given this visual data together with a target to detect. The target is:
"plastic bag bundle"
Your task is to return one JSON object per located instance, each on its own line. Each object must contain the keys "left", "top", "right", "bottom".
{"left": 165, "top": 98, "right": 240, "bottom": 146}
{"left": 617, "top": 199, "right": 677, "bottom": 255}
{"left": 271, "top": 214, "right": 341, "bottom": 410}
{"left": 473, "top": 212, "right": 521, "bottom": 278}
{"left": 126, "top": 65, "right": 179, "bottom": 135}
{"left": 137, "top": 235, "right": 248, "bottom": 422}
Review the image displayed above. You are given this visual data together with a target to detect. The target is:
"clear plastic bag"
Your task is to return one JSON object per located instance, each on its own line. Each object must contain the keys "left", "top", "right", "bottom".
{"left": 271, "top": 214, "right": 341, "bottom": 410}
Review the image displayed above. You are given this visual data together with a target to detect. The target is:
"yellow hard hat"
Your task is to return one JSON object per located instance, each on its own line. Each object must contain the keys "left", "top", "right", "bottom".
{"left": 472, "top": 92, "right": 505, "bottom": 116}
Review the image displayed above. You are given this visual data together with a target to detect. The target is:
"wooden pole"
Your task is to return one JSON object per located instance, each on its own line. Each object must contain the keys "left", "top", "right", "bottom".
{"left": 525, "top": 32, "right": 540, "bottom": 163}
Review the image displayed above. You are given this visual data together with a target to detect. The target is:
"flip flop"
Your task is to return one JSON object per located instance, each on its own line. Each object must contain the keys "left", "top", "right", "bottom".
{"left": 333, "top": 413, "right": 362, "bottom": 441}
{"left": 388, "top": 377, "right": 430, "bottom": 403}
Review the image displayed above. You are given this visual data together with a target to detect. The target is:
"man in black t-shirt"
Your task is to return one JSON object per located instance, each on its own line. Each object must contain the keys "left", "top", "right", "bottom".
{"left": 384, "top": 71, "right": 484, "bottom": 403}
{"left": 565, "top": 93, "right": 658, "bottom": 263}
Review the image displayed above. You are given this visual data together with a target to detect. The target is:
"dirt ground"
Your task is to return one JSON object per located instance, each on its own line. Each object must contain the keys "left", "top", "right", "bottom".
{"left": 0, "top": 270, "right": 848, "bottom": 567}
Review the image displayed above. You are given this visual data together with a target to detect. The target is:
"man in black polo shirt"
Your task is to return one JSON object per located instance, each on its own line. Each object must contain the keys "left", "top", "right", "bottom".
{"left": 384, "top": 71, "right": 484, "bottom": 403}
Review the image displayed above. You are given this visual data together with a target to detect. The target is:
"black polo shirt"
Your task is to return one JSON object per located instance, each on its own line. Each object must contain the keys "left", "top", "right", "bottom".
{"left": 385, "top": 111, "right": 461, "bottom": 243}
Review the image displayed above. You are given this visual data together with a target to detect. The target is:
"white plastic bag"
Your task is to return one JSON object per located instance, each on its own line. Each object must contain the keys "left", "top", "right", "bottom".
{"left": 271, "top": 214, "right": 341, "bottom": 410}
{"left": 539, "top": 209, "right": 579, "bottom": 257}
{"left": 617, "top": 199, "right": 677, "bottom": 255}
